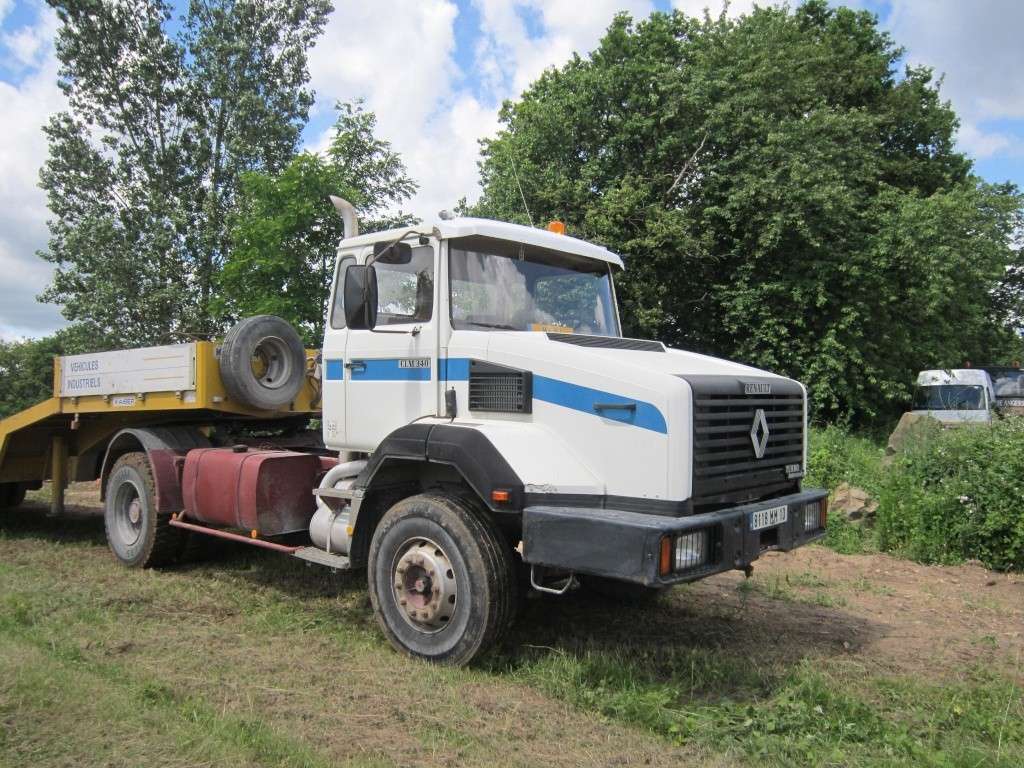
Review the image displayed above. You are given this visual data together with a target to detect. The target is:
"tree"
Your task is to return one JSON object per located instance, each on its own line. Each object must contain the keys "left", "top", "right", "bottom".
{"left": 216, "top": 102, "right": 417, "bottom": 344}
{"left": 39, "top": 0, "right": 331, "bottom": 346}
{"left": 472, "top": 2, "right": 1024, "bottom": 423}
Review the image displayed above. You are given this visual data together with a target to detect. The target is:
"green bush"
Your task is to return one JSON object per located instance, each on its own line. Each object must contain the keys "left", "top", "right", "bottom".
{"left": 806, "top": 426, "right": 885, "bottom": 494}
{"left": 876, "top": 417, "right": 1024, "bottom": 571}
{"left": 807, "top": 426, "right": 885, "bottom": 554}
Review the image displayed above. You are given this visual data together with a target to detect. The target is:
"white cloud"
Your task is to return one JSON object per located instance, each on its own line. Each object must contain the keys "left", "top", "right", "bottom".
{"left": 0, "top": 3, "right": 66, "bottom": 340}
{"left": 884, "top": 0, "right": 1024, "bottom": 160}
{"left": 1, "top": 4, "right": 55, "bottom": 70}
{"left": 474, "top": 0, "right": 653, "bottom": 101}
{"left": 307, "top": 0, "right": 466, "bottom": 218}
{"left": 307, "top": 0, "right": 655, "bottom": 222}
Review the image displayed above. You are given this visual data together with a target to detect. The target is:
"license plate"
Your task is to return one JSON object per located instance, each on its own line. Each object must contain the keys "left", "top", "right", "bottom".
{"left": 751, "top": 505, "right": 788, "bottom": 531}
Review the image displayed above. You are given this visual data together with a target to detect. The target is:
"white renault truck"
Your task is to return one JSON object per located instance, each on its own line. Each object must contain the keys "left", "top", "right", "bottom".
{"left": 0, "top": 199, "right": 827, "bottom": 665}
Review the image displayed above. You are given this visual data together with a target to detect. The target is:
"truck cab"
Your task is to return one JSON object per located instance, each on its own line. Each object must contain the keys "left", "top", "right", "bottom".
{"left": 983, "top": 366, "right": 1024, "bottom": 416}
{"left": 911, "top": 369, "right": 997, "bottom": 426}
{"left": 311, "top": 207, "right": 827, "bottom": 662}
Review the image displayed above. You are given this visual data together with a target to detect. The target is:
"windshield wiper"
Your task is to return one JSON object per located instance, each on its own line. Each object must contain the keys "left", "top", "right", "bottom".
{"left": 467, "top": 321, "right": 519, "bottom": 330}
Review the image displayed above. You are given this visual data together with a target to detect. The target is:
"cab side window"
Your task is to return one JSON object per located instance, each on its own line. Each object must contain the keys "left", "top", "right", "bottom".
{"left": 375, "top": 245, "right": 434, "bottom": 325}
{"left": 329, "top": 256, "right": 355, "bottom": 329}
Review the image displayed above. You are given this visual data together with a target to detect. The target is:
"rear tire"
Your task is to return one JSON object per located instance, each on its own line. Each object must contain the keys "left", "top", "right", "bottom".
{"left": 218, "top": 315, "right": 305, "bottom": 410}
{"left": 0, "top": 483, "right": 27, "bottom": 510}
{"left": 367, "top": 493, "right": 516, "bottom": 666}
{"left": 104, "top": 453, "right": 184, "bottom": 568}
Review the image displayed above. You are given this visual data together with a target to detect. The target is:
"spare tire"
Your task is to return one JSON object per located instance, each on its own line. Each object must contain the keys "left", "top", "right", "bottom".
{"left": 218, "top": 315, "right": 306, "bottom": 410}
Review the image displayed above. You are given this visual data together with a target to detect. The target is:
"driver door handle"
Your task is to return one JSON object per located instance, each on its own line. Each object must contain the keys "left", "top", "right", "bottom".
{"left": 345, "top": 360, "right": 367, "bottom": 373}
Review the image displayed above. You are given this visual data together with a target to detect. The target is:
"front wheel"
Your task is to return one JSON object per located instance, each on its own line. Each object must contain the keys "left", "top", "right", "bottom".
{"left": 367, "top": 493, "right": 516, "bottom": 666}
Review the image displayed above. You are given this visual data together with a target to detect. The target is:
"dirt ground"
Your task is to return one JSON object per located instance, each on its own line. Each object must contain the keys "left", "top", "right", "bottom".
{"left": 2, "top": 484, "right": 1023, "bottom": 767}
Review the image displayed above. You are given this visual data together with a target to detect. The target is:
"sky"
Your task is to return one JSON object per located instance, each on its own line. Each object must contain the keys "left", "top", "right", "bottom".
{"left": 1, "top": 0, "right": 1022, "bottom": 341}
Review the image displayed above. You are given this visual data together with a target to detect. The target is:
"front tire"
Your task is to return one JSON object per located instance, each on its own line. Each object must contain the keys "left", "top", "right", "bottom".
{"left": 104, "top": 453, "right": 184, "bottom": 568}
{"left": 367, "top": 493, "right": 516, "bottom": 666}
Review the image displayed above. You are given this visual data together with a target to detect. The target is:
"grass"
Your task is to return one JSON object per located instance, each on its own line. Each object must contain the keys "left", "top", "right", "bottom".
{"left": 2, "top": 504, "right": 1022, "bottom": 767}
{"left": 505, "top": 647, "right": 1023, "bottom": 767}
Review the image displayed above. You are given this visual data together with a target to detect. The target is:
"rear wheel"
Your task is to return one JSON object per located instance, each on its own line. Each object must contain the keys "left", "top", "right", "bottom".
{"left": 367, "top": 493, "right": 516, "bottom": 666}
{"left": 0, "top": 483, "right": 27, "bottom": 510}
{"left": 104, "top": 453, "right": 184, "bottom": 568}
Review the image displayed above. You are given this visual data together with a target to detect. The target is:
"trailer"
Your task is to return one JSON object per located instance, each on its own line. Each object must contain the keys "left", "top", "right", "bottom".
{"left": 0, "top": 200, "right": 829, "bottom": 665}
{"left": 0, "top": 333, "right": 323, "bottom": 545}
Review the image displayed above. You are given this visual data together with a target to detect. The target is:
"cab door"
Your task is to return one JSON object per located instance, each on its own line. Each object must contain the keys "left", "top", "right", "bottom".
{"left": 321, "top": 253, "right": 355, "bottom": 450}
{"left": 344, "top": 241, "right": 439, "bottom": 451}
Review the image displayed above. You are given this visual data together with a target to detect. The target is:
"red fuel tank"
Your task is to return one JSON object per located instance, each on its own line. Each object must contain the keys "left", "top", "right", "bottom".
{"left": 182, "top": 447, "right": 321, "bottom": 536}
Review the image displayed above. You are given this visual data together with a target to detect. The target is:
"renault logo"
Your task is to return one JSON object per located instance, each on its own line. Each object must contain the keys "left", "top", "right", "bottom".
{"left": 750, "top": 408, "right": 769, "bottom": 458}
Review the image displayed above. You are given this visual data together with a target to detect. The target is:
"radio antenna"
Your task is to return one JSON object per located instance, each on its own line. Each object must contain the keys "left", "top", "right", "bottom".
{"left": 507, "top": 148, "right": 534, "bottom": 227}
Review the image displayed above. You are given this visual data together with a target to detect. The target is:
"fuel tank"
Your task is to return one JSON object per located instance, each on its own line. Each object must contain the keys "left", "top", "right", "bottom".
{"left": 182, "top": 447, "right": 322, "bottom": 536}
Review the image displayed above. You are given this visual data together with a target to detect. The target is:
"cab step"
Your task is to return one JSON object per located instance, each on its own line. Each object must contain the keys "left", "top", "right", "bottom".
{"left": 293, "top": 546, "right": 351, "bottom": 570}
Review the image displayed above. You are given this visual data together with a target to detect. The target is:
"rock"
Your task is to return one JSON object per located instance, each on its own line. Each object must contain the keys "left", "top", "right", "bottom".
{"left": 886, "top": 411, "right": 941, "bottom": 456}
{"left": 830, "top": 482, "right": 879, "bottom": 525}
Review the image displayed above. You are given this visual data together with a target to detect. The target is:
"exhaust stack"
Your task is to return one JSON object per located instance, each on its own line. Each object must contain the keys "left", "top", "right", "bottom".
{"left": 330, "top": 196, "right": 359, "bottom": 240}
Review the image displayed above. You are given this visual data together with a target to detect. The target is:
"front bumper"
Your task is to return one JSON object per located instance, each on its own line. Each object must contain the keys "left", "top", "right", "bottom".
{"left": 522, "top": 489, "right": 829, "bottom": 587}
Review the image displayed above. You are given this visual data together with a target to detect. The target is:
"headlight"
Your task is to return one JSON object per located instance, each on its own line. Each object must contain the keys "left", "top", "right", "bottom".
{"left": 675, "top": 529, "right": 710, "bottom": 571}
{"left": 804, "top": 500, "right": 826, "bottom": 531}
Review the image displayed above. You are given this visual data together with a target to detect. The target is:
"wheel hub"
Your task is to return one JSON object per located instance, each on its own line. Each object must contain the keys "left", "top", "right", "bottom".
{"left": 127, "top": 499, "right": 142, "bottom": 525}
{"left": 393, "top": 539, "right": 457, "bottom": 632}
{"left": 113, "top": 480, "right": 144, "bottom": 547}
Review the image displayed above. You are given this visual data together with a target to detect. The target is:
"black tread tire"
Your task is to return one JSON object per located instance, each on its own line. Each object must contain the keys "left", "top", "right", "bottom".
{"left": 367, "top": 492, "right": 517, "bottom": 666}
{"left": 103, "top": 452, "right": 184, "bottom": 568}
{"left": 177, "top": 531, "right": 225, "bottom": 564}
{"left": 0, "top": 483, "right": 27, "bottom": 510}
{"left": 218, "top": 315, "right": 305, "bottom": 410}
{"left": 582, "top": 575, "right": 667, "bottom": 606}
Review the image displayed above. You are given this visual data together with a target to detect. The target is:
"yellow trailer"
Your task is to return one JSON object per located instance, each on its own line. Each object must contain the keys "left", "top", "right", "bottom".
{"left": 0, "top": 330, "right": 321, "bottom": 515}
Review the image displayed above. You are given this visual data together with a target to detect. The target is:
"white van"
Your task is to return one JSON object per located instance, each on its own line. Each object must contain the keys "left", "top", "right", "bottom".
{"left": 911, "top": 369, "right": 996, "bottom": 425}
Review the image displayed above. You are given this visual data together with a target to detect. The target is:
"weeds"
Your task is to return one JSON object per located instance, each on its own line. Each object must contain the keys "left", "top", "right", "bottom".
{"left": 809, "top": 419, "right": 1024, "bottom": 571}
{"left": 515, "top": 648, "right": 1023, "bottom": 767}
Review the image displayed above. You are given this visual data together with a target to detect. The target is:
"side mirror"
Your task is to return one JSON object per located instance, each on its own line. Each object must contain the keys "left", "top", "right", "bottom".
{"left": 344, "top": 264, "right": 378, "bottom": 330}
{"left": 373, "top": 241, "right": 413, "bottom": 264}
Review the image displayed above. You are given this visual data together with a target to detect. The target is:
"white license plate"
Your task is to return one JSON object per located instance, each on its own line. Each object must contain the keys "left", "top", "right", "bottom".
{"left": 750, "top": 505, "right": 788, "bottom": 531}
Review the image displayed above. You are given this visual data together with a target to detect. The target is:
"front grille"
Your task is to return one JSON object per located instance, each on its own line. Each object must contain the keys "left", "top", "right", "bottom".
{"left": 685, "top": 376, "right": 804, "bottom": 510}
{"left": 468, "top": 361, "right": 533, "bottom": 413}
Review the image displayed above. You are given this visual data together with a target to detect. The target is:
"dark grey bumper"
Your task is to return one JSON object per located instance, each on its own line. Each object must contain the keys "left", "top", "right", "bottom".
{"left": 522, "top": 489, "right": 829, "bottom": 587}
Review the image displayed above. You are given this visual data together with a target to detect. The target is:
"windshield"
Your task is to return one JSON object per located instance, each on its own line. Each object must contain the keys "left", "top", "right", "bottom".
{"left": 449, "top": 236, "right": 620, "bottom": 335}
{"left": 990, "top": 370, "right": 1024, "bottom": 398}
{"left": 912, "top": 385, "right": 986, "bottom": 411}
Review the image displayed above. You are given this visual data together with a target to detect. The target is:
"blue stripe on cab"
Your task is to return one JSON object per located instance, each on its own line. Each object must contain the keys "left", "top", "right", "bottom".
{"left": 442, "top": 357, "right": 666, "bottom": 434}
{"left": 533, "top": 375, "right": 667, "bottom": 434}
{"left": 441, "top": 358, "right": 471, "bottom": 381}
{"left": 325, "top": 359, "right": 344, "bottom": 381}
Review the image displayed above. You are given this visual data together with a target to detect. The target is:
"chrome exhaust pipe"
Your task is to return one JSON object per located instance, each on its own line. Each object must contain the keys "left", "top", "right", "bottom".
{"left": 329, "top": 196, "right": 359, "bottom": 240}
